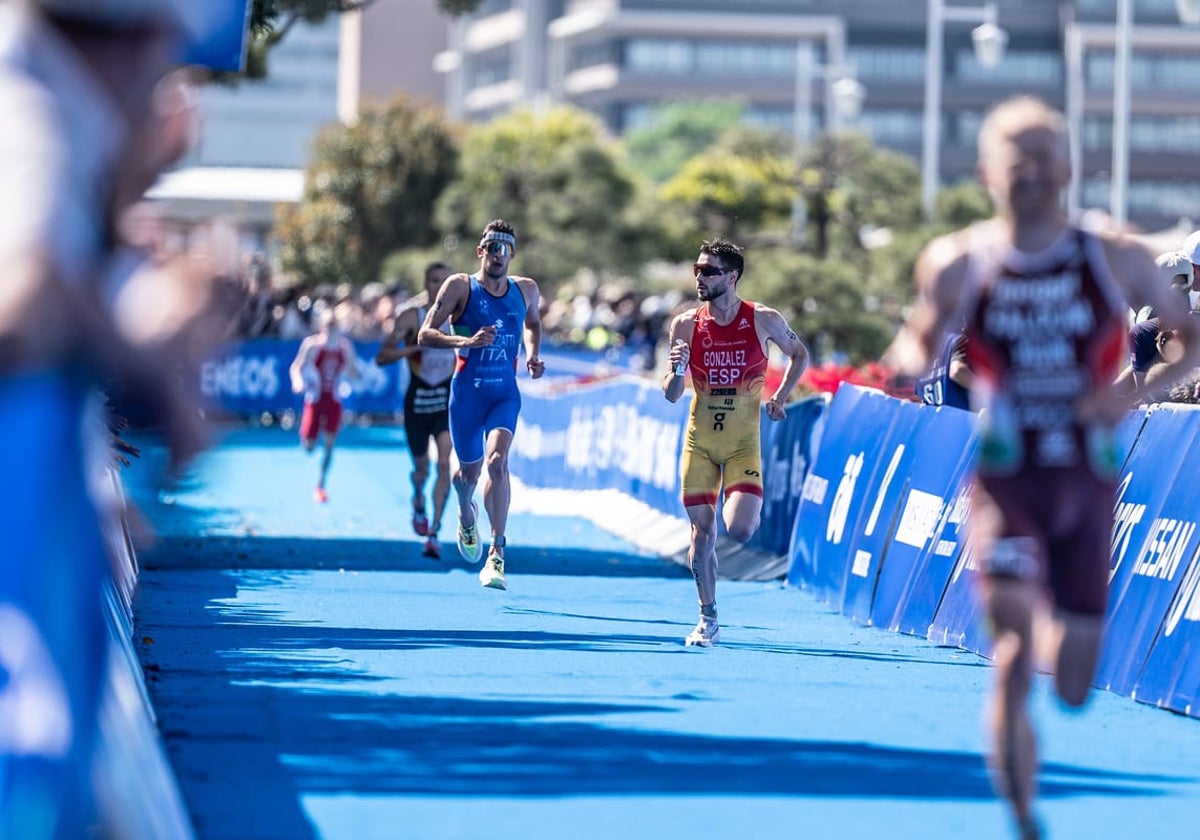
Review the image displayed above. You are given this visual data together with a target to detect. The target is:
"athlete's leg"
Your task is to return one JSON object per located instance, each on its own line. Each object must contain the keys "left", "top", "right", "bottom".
{"left": 1041, "top": 611, "right": 1103, "bottom": 708}
{"left": 410, "top": 452, "right": 430, "bottom": 511}
{"left": 686, "top": 502, "right": 719, "bottom": 606}
{"left": 318, "top": 431, "right": 335, "bottom": 489}
{"left": 430, "top": 429, "right": 453, "bottom": 536}
{"left": 481, "top": 427, "right": 515, "bottom": 548}
{"left": 453, "top": 457, "right": 482, "bottom": 525}
{"left": 722, "top": 490, "right": 763, "bottom": 544}
{"left": 982, "top": 577, "right": 1042, "bottom": 833}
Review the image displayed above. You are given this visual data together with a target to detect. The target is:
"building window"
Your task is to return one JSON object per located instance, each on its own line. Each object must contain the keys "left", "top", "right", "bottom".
{"left": 569, "top": 41, "right": 616, "bottom": 72}
{"left": 467, "top": 52, "right": 513, "bottom": 89}
{"left": 623, "top": 37, "right": 813, "bottom": 77}
{"left": 847, "top": 47, "right": 926, "bottom": 82}
{"left": 1086, "top": 51, "right": 1200, "bottom": 90}
{"left": 1084, "top": 114, "right": 1200, "bottom": 153}
{"left": 955, "top": 50, "right": 1062, "bottom": 84}
{"left": 1083, "top": 177, "right": 1200, "bottom": 219}
{"left": 858, "top": 108, "right": 924, "bottom": 144}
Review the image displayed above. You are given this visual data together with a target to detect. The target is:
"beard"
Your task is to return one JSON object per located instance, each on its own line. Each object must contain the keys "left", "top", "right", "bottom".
{"left": 483, "top": 262, "right": 507, "bottom": 280}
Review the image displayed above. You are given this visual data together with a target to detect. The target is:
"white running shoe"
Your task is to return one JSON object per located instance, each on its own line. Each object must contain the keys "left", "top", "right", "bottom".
{"left": 684, "top": 616, "right": 720, "bottom": 647}
{"left": 456, "top": 501, "right": 482, "bottom": 564}
{"left": 479, "top": 548, "right": 506, "bottom": 590}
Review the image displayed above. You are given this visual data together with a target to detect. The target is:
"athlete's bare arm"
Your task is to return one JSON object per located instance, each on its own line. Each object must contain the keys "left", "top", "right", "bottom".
{"left": 289, "top": 336, "right": 316, "bottom": 393}
{"left": 375, "top": 306, "right": 421, "bottom": 367}
{"left": 1083, "top": 236, "right": 1200, "bottom": 422}
{"left": 417, "top": 273, "right": 496, "bottom": 350}
{"left": 516, "top": 276, "right": 544, "bottom": 379}
{"left": 342, "top": 335, "right": 365, "bottom": 383}
{"left": 882, "top": 231, "right": 972, "bottom": 377}
{"left": 755, "top": 304, "right": 810, "bottom": 421}
{"left": 663, "top": 310, "right": 697, "bottom": 403}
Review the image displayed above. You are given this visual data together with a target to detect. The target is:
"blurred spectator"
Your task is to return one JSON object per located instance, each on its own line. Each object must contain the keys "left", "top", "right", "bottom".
{"left": 1117, "top": 251, "right": 1194, "bottom": 393}
{"left": 0, "top": 2, "right": 233, "bottom": 836}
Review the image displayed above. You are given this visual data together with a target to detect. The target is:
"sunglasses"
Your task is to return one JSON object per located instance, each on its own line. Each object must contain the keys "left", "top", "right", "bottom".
{"left": 693, "top": 264, "right": 727, "bottom": 278}
{"left": 483, "top": 241, "right": 513, "bottom": 256}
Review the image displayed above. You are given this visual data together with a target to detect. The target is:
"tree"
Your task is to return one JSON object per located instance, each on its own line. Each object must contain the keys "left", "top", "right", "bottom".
{"left": 655, "top": 124, "right": 796, "bottom": 255}
{"left": 434, "top": 105, "right": 649, "bottom": 288}
{"left": 274, "top": 94, "right": 460, "bottom": 287}
{"left": 623, "top": 100, "right": 746, "bottom": 183}
{"left": 796, "top": 133, "right": 924, "bottom": 258}
{"left": 935, "top": 179, "right": 993, "bottom": 228}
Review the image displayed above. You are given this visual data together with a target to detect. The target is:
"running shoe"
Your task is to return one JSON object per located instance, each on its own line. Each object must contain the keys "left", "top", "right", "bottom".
{"left": 684, "top": 616, "right": 720, "bottom": 647}
{"left": 456, "top": 501, "right": 482, "bottom": 564}
{"left": 422, "top": 536, "right": 440, "bottom": 560}
{"left": 479, "top": 547, "right": 506, "bottom": 590}
{"left": 314, "top": 487, "right": 328, "bottom": 504}
{"left": 412, "top": 508, "right": 429, "bottom": 537}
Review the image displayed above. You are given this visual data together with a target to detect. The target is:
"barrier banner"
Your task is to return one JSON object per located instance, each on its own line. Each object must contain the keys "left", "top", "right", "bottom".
{"left": 839, "top": 401, "right": 931, "bottom": 623}
{"left": 870, "top": 405, "right": 978, "bottom": 633}
{"left": 1096, "top": 405, "right": 1200, "bottom": 695}
{"left": 786, "top": 385, "right": 902, "bottom": 603}
{"left": 749, "top": 395, "right": 827, "bottom": 556}
{"left": 511, "top": 377, "right": 688, "bottom": 516}
{"left": 198, "top": 339, "right": 407, "bottom": 417}
{"left": 1134, "top": 544, "right": 1200, "bottom": 717}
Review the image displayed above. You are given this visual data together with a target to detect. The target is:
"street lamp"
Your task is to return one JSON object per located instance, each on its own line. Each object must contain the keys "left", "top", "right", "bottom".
{"left": 792, "top": 41, "right": 865, "bottom": 243}
{"left": 921, "top": 0, "right": 1008, "bottom": 219}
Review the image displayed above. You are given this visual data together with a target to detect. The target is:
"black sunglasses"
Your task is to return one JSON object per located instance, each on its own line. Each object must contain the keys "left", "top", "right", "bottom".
{"left": 484, "top": 241, "right": 513, "bottom": 256}
{"left": 693, "top": 264, "right": 726, "bottom": 278}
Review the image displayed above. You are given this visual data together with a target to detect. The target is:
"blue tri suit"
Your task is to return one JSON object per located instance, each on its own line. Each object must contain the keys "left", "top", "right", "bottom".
{"left": 449, "top": 274, "right": 528, "bottom": 463}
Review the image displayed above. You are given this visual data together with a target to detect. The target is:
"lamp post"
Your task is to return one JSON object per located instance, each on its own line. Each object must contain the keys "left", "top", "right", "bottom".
{"left": 921, "top": 0, "right": 1008, "bottom": 219}
{"left": 792, "top": 40, "right": 865, "bottom": 244}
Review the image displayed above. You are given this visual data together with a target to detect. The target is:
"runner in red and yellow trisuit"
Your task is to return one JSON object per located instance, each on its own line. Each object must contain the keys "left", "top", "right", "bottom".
{"left": 663, "top": 238, "right": 809, "bottom": 647}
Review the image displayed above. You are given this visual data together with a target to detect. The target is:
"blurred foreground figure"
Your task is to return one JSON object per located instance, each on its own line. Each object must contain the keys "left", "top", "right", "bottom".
{"left": 0, "top": 1, "right": 232, "bottom": 836}
{"left": 883, "top": 96, "right": 1200, "bottom": 839}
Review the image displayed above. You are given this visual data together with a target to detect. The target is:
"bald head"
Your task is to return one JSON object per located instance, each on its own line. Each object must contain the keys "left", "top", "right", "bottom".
{"left": 977, "top": 96, "right": 1070, "bottom": 221}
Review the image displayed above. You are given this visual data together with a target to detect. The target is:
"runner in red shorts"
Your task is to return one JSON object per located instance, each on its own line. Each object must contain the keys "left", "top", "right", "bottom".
{"left": 885, "top": 96, "right": 1200, "bottom": 839}
{"left": 290, "top": 309, "right": 363, "bottom": 503}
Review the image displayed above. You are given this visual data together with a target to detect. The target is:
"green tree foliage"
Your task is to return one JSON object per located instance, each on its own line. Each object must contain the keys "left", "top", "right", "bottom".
{"left": 797, "top": 132, "right": 924, "bottom": 258}
{"left": 623, "top": 100, "right": 746, "bottom": 183}
{"left": 656, "top": 124, "right": 796, "bottom": 255}
{"left": 274, "top": 95, "right": 460, "bottom": 287}
{"left": 434, "top": 106, "right": 648, "bottom": 289}
{"left": 935, "top": 179, "right": 994, "bottom": 228}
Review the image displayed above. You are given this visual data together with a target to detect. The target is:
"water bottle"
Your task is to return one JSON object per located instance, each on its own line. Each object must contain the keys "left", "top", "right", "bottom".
{"left": 673, "top": 340, "right": 688, "bottom": 377}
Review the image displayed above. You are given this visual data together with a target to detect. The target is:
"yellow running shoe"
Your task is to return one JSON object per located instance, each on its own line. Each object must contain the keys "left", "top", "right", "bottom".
{"left": 456, "top": 501, "right": 482, "bottom": 564}
{"left": 479, "top": 546, "right": 506, "bottom": 590}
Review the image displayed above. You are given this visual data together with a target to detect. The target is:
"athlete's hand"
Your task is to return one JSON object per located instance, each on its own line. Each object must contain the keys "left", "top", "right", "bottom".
{"left": 466, "top": 325, "right": 496, "bottom": 347}
{"left": 669, "top": 339, "right": 689, "bottom": 373}
{"left": 527, "top": 356, "right": 545, "bottom": 379}
{"left": 765, "top": 396, "right": 787, "bottom": 421}
{"left": 1077, "top": 384, "right": 1135, "bottom": 427}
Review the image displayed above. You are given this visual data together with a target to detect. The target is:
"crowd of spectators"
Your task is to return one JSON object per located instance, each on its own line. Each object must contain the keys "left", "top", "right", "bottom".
{"left": 226, "top": 255, "right": 687, "bottom": 374}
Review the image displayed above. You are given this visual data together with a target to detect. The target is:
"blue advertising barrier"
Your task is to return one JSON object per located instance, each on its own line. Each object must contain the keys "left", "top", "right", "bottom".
{"left": 749, "top": 395, "right": 827, "bottom": 556}
{"left": 199, "top": 339, "right": 408, "bottom": 417}
{"left": 870, "top": 405, "right": 978, "bottom": 634}
{"left": 1135, "top": 545, "right": 1200, "bottom": 716}
{"left": 839, "top": 402, "right": 931, "bottom": 624}
{"left": 1095, "top": 405, "right": 1200, "bottom": 695}
{"left": 510, "top": 377, "right": 689, "bottom": 516}
{"left": 786, "top": 385, "right": 903, "bottom": 604}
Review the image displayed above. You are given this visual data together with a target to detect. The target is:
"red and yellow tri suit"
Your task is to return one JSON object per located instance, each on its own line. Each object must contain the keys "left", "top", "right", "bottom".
{"left": 681, "top": 300, "right": 769, "bottom": 507}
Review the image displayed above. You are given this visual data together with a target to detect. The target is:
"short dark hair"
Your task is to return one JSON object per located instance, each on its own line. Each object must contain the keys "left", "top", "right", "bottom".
{"left": 700, "top": 238, "right": 744, "bottom": 279}
{"left": 482, "top": 219, "right": 516, "bottom": 240}
{"left": 424, "top": 262, "right": 451, "bottom": 284}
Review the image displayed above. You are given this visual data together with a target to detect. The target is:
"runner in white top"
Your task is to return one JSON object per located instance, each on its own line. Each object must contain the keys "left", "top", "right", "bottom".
{"left": 376, "top": 262, "right": 457, "bottom": 557}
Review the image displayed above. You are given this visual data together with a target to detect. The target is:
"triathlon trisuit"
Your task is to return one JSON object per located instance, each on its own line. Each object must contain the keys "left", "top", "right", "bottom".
{"left": 448, "top": 275, "right": 527, "bottom": 464}
{"left": 960, "top": 224, "right": 1127, "bottom": 615}
{"left": 680, "top": 300, "right": 769, "bottom": 507}
{"left": 403, "top": 308, "right": 455, "bottom": 456}
{"left": 300, "top": 341, "right": 349, "bottom": 442}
